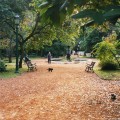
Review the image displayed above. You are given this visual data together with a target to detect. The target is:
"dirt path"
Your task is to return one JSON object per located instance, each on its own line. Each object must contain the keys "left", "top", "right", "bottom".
{"left": 0, "top": 59, "right": 120, "bottom": 120}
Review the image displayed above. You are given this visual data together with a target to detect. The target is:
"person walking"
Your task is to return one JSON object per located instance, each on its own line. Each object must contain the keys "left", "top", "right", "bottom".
{"left": 47, "top": 52, "right": 52, "bottom": 64}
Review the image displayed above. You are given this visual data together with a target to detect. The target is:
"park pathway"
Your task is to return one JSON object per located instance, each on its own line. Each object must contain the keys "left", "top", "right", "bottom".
{"left": 0, "top": 59, "right": 120, "bottom": 120}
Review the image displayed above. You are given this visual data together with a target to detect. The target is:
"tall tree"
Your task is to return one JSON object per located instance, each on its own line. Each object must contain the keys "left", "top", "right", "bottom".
{"left": 0, "top": 0, "right": 80, "bottom": 68}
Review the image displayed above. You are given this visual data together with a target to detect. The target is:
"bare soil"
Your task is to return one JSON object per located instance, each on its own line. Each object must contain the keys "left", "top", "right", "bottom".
{"left": 0, "top": 58, "right": 120, "bottom": 120}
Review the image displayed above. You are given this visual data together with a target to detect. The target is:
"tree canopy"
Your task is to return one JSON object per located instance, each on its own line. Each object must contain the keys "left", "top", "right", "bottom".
{"left": 32, "top": 0, "right": 120, "bottom": 25}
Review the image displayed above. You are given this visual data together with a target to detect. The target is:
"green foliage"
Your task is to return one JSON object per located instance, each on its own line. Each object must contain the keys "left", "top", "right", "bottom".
{"left": 56, "top": 18, "right": 80, "bottom": 47}
{"left": 104, "top": 8, "right": 120, "bottom": 17}
{"left": 74, "top": 0, "right": 86, "bottom": 5}
{"left": 31, "top": 0, "right": 68, "bottom": 25}
{"left": 0, "top": 39, "right": 10, "bottom": 49}
{"left": 25, "top": 25, "right": 56, "bottom": 51}
{"left": 25, "top": 16, "right": 80, "bottom": 52}
{"left": 72, "top": 5, "right": 120, "bottom": 24}
{"left": 72, "top": 9, "right": 105, "bottom": 24}
{"left": 94, "top": 40, "right": 119, "bottom": 70}
{"left": 0, "top": 0, "right": 30, "bottom": 31}
{"left": 34, "top": 0, "right": 120, "bottom": 25}
{"left": 99, "top": 59, "right": 118, "bottom": 70}
{"left": 0, "top": 60, "right": 7, "bottom": 72}
{"left": 77, "top": 27, "right": 102, "bottom": 52}
{"left": 115, "top": 41, "right": 120, "bottom": 49}
{"left": 42, "top": 40, "right": 67, "bottom": 57}
{"left": 94, "top": 41, "right": 116, "bottom": 61}
{"left": 84, "top": 28, "right": 102, "bottom": 52}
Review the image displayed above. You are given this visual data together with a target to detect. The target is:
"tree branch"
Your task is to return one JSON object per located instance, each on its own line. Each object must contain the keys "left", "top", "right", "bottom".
{"left": 33, "top": 24, "right": 50, "bottom": 35}
{"left": 3, "top": 20, "right": 24, "bottom": 43}
{"left": 23, "top": 13, "right": 40, "bottom": 43}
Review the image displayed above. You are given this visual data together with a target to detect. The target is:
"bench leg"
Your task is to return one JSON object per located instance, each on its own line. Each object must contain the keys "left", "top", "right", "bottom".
{"left": 27, "top": 65, "right": 37, "bottom": 72}
{"left": 89, "top": 67, "right": 94, "bottom": 72}
{"left": 85, "top": 66, "right": 89, "bottom": 72}
{"left": 35, "top": 67, "right": 37, "bottom": 71}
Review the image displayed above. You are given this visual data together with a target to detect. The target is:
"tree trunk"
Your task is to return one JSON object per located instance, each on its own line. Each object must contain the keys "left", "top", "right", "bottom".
{"left": 8, "top": 39, "right": 12, "bottom": 63}
{"left": 19, "top": 56, "right": 23, "bottom": 68}
{"left": 19, "top": 45, "right": 25, "bottom": 68}
{"left": 8, "top": 54, "right": 12, "bottom": 63}
{"left": 0, "top": 50, "right": 2, "bottom": 60}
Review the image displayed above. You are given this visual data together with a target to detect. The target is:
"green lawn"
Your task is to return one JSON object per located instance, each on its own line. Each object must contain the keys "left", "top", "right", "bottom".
{"left": 0, "top": 56, "right": 40, "bottom": 79}
{"left": 0, "top": 63, "right": 27, "bottom": 79}
{"left": 95, "top": 68, "right": 120, "bottom": 80}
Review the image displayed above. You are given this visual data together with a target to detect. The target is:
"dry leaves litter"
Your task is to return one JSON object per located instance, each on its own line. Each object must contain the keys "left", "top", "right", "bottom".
{"left": 0, "top": 59, "right": 120, "bottom": 120}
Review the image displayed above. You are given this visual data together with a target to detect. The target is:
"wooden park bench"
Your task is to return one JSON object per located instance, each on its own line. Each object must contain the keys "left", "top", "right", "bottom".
{"left": 85, "top": 61, "right": 96, "bottom": 72}
{"left": 26, "top": 61, "right": 37, "bottom": 72}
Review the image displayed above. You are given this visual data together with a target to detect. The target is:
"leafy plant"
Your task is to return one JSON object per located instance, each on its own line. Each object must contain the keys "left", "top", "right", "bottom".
{"left": 94, "top": 40, "right": 119, "bottom": 70}
{"left": 94, "top": 41, "right": 116, "bottom": 60}
{"left": 99, "top": 59, "right": 118, "bottom": 70}
{"left": 77, "top": 28, "right": 102, "bottom": 53}
{"left": 0, "top": 60, "right": 7, "bottom": 72}
{"left": 84, "top": 28, "right": 102, "bottom": 53}
{"left": 36, "top": 0, "right": 120, "bottom": 25}
{"left": 41, "top": 40, "right": 67, "bottom": 57}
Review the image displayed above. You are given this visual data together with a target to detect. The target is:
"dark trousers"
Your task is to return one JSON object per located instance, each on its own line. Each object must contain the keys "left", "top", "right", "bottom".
{"left": 66, "top": 54, "right": 71, "bottom": 61}
{"left": 48, "top": 58, "right": 51, "bottom": 64}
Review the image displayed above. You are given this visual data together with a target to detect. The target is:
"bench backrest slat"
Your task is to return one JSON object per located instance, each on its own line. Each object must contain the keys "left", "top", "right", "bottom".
{"left": 91, "top": 62, "right": 96, "bottom": 67}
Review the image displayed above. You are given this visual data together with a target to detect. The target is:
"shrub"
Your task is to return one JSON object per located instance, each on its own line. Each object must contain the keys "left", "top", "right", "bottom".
{"left": 0, "top": 60, "right": 7, "bottom": 72}
{"left": 99, "top": 60, "right": 118, "bottom": 70}
{"left": 94, "top": 41, "right": 116, "bottom": 61}
{"left": 94, "top": 40, "right": 120, "bottom": 70}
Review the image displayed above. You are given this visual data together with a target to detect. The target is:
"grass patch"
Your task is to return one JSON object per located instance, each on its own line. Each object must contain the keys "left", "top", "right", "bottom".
{"left": 94, "top": 67, "right": 120, "bottom": 80}
{"left": 0, "top": 63, "right": 27, "bottom": 79}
